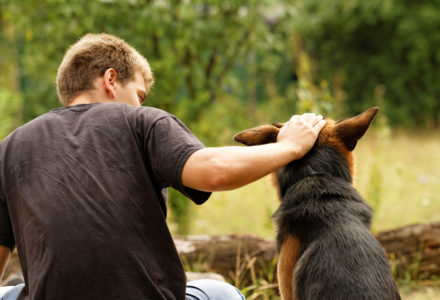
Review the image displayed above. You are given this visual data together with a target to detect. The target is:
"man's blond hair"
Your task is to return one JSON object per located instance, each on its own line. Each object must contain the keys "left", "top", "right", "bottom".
{"left": 56, "top": 33, "right": 154, "bottom": 105}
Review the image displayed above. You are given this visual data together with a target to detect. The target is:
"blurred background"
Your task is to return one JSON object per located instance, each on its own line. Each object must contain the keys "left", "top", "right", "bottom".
{"left": 1, "top": 0, "right": 439, "bottom": 298}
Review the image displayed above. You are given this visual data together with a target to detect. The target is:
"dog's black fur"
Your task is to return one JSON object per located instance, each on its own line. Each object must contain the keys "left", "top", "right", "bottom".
{"left": 273, "top": 144, "right": 401, "bottom": 300}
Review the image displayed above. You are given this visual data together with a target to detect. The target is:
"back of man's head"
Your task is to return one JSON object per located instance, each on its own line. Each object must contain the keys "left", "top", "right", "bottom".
{"left": 56, "top": 33, "right": 154, "bottom": 106}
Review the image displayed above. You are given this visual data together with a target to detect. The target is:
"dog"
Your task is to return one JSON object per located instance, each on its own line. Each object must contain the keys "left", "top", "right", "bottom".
{"left": 233, "top": 108, "right": 401, "bottom": 300}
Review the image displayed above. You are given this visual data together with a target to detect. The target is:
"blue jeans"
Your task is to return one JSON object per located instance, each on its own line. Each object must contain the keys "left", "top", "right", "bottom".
{"left": 0, "top": 280, "right": 245, "bottom": 299}
{"left": 0, "top": 284, "right": 24, "bottom": 300}
{"left": 186, "top": 279, "right": 245, "bottom": 300}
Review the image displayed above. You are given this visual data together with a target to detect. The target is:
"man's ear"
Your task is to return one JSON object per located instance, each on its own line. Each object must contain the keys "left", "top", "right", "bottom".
{"left": 335, "top": 107, "right": 379, "bottom": 151}
{"left": 103, "top": 68, "right": 118, "bottom": 98}
{"left": 233, "top": 124, "right": 280, "bottom": 146}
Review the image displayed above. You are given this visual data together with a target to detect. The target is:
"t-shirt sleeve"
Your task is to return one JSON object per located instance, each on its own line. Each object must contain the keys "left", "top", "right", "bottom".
{"left": 140, "top": 112, "right": 211, "bottom": 205}
{"left": 0, "top": 198, "right": 15, "bottom": 252}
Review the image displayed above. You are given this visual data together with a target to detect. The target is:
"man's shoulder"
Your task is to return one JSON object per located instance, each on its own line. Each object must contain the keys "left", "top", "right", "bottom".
{"left": 1, "top": 111, "right": 54, "bottom": 142}
{"left": 118, "top": 104, "right": 183, "bottom": 132}
{"left": 36, "top": 102, "right": 171, "bottom": 126}
{"left": 0, "top": 103, "right": 177, "bottom": 145}
{"left": 120, "top": 103, "right": 173, "bottom": 120}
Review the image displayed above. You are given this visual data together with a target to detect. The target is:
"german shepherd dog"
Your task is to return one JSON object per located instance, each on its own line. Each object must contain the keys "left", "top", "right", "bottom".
{"left": 234, "top": 108, "right": 401, "bottom": 300}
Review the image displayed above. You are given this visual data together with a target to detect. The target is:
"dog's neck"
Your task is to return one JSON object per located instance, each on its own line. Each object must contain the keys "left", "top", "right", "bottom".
{"left": 303, "top": 165, "right": 331, "bottom": 177}
{"left": 277, "top": 145, "right": 352, "bottom": 198}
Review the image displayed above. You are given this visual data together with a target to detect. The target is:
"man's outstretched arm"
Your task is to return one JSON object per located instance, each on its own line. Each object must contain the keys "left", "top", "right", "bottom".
{"left": 182, "top": 114, "right": 326, "bottom": 192}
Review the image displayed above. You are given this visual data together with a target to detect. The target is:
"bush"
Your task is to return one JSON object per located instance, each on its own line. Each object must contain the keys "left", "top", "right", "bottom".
{"left": 288, "top": 0, "right": 440, "bottom": 127}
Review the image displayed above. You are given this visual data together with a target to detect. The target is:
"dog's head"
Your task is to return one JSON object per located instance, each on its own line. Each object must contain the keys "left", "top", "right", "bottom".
{"left": 233, "top": 107, "right": 378, "bottom": 179}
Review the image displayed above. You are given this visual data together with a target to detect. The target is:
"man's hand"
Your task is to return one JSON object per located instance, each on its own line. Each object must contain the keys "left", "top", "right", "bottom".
{"left": 277, "top": 113, "right": 326, "bottom": 159}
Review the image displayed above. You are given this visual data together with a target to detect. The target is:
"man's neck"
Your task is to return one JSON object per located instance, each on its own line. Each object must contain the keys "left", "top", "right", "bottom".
{"left": 67, "top": 92, "right": 106, "bottom": 106}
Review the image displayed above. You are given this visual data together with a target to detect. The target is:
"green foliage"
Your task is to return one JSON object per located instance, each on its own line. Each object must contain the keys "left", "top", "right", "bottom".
{"left": 168, "top": 188, "right": 193, "bottom": 235}
{"left": 289, "top": 0, "right": 440, "bottom": 126}
{"left": 2, "top": 0, "right": 283, "bottom": 125}
{"left": 0, "top": 88, "right": 22, "bottom": 140}
{"left": 190, "top": 95, "right": 254, "bottom": 146}
{"left": 2, "top": 0, "right": 439, "bottom": 130}
{"left": 292, "top": 47, "right": 341, "bottom": 118}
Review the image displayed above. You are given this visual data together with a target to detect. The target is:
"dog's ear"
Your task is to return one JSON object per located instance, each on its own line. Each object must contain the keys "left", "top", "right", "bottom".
{"left": 335, "top": 107, "right": 379, "bottom": 151}
{"left": 233, "top": 124, "right": 280, "bottom": 146}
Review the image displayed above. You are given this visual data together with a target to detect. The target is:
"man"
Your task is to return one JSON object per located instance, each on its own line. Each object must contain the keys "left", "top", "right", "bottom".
{"left": 0, "top": 33, "right": 325, "bottom": 299}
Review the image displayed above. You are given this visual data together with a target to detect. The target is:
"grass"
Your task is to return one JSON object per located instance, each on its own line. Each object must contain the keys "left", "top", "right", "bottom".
{"left": 356, "top": 130, "right": 440, "bottom": 232}
{"left": 399, "top": 284, "right": 440, "bottom": 300}
{"left": 169, "top": 129, "right": 440, "bottom": 298}
{"left": 184, "top": 177, "right": 279, "bottom": 238}
{"left": 180, "top": 129, "right": 440, "bottom": 235}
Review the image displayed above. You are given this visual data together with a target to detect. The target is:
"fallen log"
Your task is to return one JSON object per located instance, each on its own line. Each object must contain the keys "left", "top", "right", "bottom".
{"left": 2, "top": 222, "right": 439, "bottom": 286}
{"left": 175, "top": 234, "right": 277, "bottom": 285}
{"left": 376, "top": 222, "right": 440, "bottom": 279}
{"left": 175, "top": 222, "right": 440, "bottom": 283}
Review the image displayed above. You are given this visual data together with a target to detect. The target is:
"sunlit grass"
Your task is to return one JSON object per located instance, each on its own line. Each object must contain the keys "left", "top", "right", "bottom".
{"left": 181, "top": 130, "right": 440, "bottom": 237}
{"left": 187, "top": 177, "right": 279, "bottom": 238}
{"left": 400, "top": 285, "right": 440, "bottom": 300}
{"left": 355, "top": 130, "right": 440, "bottom": 232}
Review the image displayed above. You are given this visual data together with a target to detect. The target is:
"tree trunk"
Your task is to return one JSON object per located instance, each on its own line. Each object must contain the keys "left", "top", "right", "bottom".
{"left": 175, "top": 222, "right": 440, "bottom": 284}
{"left": 175, "top": 234, "right": 277, "bottom": 286}
{"left": 375, "top": 222, "right": 440, "bottom": 279}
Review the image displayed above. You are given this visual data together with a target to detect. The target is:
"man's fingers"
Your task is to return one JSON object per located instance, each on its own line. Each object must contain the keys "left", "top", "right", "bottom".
{"left": 287, "top": 113, "right": 324, "bottom": 129}
{"left": 289, "top": 113, "right": 317, "bottom": 123}
{"left": 277, "top": 113, "right": 326, "bottom": 157}
{"left": 310, "top": 115, "right": 323, "bottom": 126}
{"left": 314, "top": 119, "right": 327, "bottom": 132}
{"left": 300, "top": 113, "right": 316, "bottom": 124}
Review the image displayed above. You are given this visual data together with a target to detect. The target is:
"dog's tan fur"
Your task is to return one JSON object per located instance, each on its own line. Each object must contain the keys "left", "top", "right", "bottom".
{"left": 277, "top": 235, "right": 301, "bottom": 300}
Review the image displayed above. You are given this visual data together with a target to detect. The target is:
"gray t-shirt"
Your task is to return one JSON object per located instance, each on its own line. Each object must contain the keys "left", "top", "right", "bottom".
{"left": 0, "top": 102, "right": 210, "bottom": 299}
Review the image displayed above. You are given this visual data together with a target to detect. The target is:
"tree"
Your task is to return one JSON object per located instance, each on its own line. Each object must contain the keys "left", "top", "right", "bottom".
{"left": 288, "top": 0, "right": 440, "bottom": 127}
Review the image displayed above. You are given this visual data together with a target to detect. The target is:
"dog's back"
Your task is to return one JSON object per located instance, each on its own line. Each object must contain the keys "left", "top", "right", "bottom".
{"left": 234, "top": 108, "right": 401, "bottom": 300}
{"left": 274, "top": 145, "right": 400, "bottom": 300}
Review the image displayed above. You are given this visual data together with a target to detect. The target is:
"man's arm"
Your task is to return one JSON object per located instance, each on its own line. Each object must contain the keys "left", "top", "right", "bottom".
{"left": 0, "top": 245, "right": 11, "bottom": 282}
{"left": 182, "top": 114, "right": 326, "bottom": 192}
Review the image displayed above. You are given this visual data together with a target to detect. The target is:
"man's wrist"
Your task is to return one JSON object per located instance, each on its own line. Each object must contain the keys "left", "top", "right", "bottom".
{"left": 274, "top": 141, "right": 301, "bottom": 163}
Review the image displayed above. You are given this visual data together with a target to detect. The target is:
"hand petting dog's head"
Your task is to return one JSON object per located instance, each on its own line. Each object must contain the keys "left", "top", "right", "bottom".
{"left": 234, "top": 107, "right": 378, "bottom": 152}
